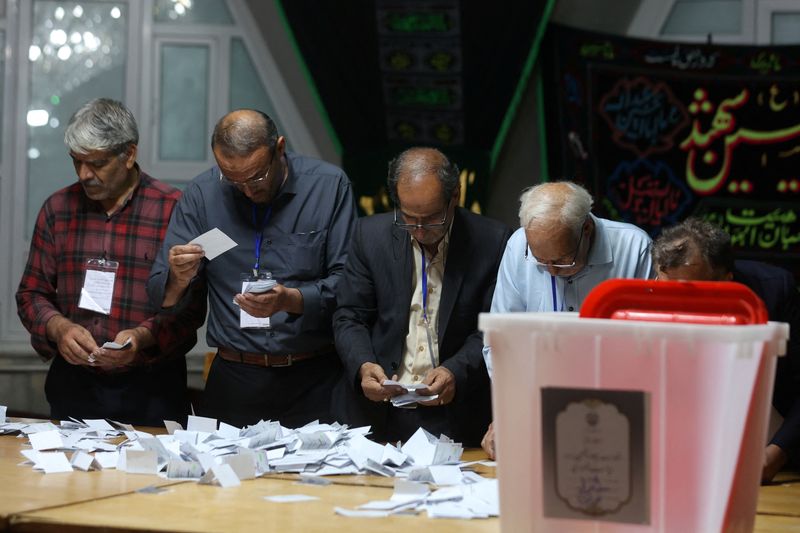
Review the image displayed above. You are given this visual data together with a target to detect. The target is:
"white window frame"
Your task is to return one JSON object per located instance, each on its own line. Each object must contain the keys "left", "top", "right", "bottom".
{"left": 0, "top": 0, "right": 334, "bottom": 350}
{"left": 755, "top": 0, "right": 800, "bottom": 44}
{"left": 141, "top": 33, "right": 221, "bottom": 183}
{"left": 629, "top": 0, "right": 758, "bottom": 44}
{"left": 0, "top": 0, "right": 21, "bottom": 344}
{"left": 2, "top": 0, "right": 142, "bottom": 346}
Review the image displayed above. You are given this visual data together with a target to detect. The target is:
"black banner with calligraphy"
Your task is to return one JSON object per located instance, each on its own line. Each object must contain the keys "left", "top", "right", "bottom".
{"left": 542, "top": 23, "right": 800, "bottom": 274}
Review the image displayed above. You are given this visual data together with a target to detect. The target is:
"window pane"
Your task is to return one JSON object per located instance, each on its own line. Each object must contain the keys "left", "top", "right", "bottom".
{"left": 153, "top": 0, "right": 233, "bottom": 25}
{"left": 229, "top": 38, "right": 281, "bottom": 122}
{"left": 26, "top": 1, "right": 127, "bottom": 236}
{"left": 159, "top": 43, "right": 209, "bottom": 161}
{"left": 772, "top": 13, "right": 800, "bottom": 44}
{"left": 662, "top": 1, "right": 741, "bottom": 35}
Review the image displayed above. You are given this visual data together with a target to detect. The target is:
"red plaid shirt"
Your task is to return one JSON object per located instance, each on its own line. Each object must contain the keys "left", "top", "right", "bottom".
{"left": 16, "top": 171, "right": 206, "bottom": 365}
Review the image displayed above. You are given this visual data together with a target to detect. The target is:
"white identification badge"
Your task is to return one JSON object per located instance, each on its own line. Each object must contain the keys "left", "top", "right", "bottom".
{"left": 239, "top": 273, "right": 276, "bottom": 329}
{"left": 78, "top": 258, "right": 119, "bottom": 315}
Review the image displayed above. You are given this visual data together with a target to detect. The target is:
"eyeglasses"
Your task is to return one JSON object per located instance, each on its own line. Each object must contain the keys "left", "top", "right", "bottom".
{"left": 393, "top": 198, "right": 452, "bottom": 231}
{"left": 525, "top": 220, "right": 587, "bottom": 269}
{"left": 219, "top": 152, "right": 275, "bottom": 189}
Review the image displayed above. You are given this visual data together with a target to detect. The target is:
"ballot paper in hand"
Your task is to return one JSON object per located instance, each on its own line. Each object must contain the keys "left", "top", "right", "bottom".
{"left": 382, "top": 379, "right": 438, "bottom": 407}
{"left": 102, "top": 338, "right": 132, "bottom": 350}
{"left": 381, "top": 379, "right": 428, "bottom": 391}
{"left": 244, "top": 278, "right": 277, "bottom": 294}
{"left": 189, "top": 228, "right": 237, "bottom": 260}
{"left": 391, "top": 392, "right": 439, "bottom": 408}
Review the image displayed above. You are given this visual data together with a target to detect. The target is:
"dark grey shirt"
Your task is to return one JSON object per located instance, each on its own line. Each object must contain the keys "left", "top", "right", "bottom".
{"left": 147, "top": 152, "right": 357, "bottom": 354}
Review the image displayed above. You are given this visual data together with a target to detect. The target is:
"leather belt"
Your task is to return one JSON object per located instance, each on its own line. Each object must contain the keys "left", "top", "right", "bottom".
{"left": 217, "top": 346, "right": 329, "bottom": 368}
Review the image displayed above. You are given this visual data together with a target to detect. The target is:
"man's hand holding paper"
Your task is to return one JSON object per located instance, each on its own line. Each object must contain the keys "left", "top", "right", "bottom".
{"left": 91, "top": 327, "right": 154, "bottom": 369}
{"left": 234, "top": 283, "right": 304, "bottom": 318}
{"left": 359, "top": 363, "right": 405, "bottom": 402}
{"left": 415, "top": 366, "right": 456, "bottom": 407}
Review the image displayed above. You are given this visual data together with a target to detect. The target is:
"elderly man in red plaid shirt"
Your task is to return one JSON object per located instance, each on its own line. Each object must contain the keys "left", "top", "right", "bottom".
{"left": 16, "top": 98, "right": 206, "bottom": 426}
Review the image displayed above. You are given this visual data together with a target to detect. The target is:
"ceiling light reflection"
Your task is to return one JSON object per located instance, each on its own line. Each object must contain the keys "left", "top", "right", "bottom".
{"left": 27, "top": 110, "right": 49, "bottom": 127}
{"left": 57, "top": 45, "right": 72, "bottom": 60}
{"left": 49, "top": 29, "right": 67, "bottom": 46}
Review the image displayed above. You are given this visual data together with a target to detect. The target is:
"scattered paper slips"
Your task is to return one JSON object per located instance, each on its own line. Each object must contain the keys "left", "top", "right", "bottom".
{"left": 189, "top": 228, "right": 237, "bottom": 260}
{"left": 124, "top": 450, "right": 159, "bottom": 475}
{"left": 29, "top": 429, "right": 64, "bottom": 451}
{"left": 199, "top": 463, "right": 241, "bottom": 488}
{"left": 38, "top": 452, "right": 74, "bottom": 474}
{"left": 334, "top": 507, "right": 391, "bottom": 518}
{"left": 8, "top": 414, "right": 496, "bottom": 522}
{"left": 187, "top": 415, "right": 217, "bottom": 433}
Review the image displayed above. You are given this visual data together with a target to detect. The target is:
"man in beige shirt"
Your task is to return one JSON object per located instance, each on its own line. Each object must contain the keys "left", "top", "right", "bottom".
{"left": 332, "top": 147, "right": 511, "bottom": 445}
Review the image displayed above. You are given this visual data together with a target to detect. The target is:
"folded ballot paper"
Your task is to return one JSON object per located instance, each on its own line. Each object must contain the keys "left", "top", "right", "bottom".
{"left": 382, "top": 379, "right": 439, "bottom": 407}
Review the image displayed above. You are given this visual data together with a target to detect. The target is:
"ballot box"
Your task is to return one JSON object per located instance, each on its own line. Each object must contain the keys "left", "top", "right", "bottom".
{"left": 480, "top": 280, "right": 789, "bottom": 533}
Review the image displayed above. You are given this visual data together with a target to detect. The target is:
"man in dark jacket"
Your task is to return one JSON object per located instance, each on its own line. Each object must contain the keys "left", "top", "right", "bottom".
{"left": 333, "top": 147, "right": 512, "bottom": 445}
{"left": 653, "top": 217, "right": 800, "bottom": 482}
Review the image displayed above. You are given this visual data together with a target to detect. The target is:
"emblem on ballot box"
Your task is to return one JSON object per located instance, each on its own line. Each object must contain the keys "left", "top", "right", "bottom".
{"left": 541, "top": 387, "right": 650, "bottom": 525}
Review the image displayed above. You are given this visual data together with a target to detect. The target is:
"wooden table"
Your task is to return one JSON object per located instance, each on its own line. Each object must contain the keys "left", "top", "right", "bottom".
{"left": 0, "top": 430, "right": 178, "bottom": 530}
{"left": 1, "top": 432, "right": 798, "bottom": 532}
{"left": 9, "top": 476, "right": 498, "bottom": 533}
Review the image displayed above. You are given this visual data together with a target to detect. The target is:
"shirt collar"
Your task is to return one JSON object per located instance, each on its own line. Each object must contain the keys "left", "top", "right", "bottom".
{"left": 584, "top": 214, "right": 612, "bottom": 267}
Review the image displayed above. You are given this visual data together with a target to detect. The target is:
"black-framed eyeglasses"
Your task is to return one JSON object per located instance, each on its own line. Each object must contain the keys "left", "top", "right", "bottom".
{"left": 219, "top": 151, "right": 275, "bottom": 189}
{"left": 525, "top": 218, "right": 587, "bottom": 269}
{"left": 393, "top": 198, "right": 453, "bottom": 231}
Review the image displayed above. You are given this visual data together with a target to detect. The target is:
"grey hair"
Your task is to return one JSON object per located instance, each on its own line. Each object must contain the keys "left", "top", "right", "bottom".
{"left": 211, "top": 109, "right": 278, "bottom": 156}
{"left": 64, "top": 98, "right": 139, "bottom": 155}
{"left": 652, "top": 217, "right": 733, "bottom": 276}
{"left": 518, "top": 181, "right": 593, "bottom": 235}
{"left": 386, "top": 147, "right": 459, "bottom": 206}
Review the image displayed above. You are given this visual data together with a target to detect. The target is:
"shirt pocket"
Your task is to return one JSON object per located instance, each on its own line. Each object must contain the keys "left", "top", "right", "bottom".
{"left": 268, "top": 229, "right": 328, "bottom": 281}
{"left": 133, "top": 240, "right": 158, "bottom": 266}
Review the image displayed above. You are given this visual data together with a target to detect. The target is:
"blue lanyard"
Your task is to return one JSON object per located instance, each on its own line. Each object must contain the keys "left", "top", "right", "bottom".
{"left": 551, "top": 275, "right": 558, "bottom": 312}
{"left": 421, "top": 248, "right": 429, "bottom": 323}
{"left": 420, "top": 246, "right": 438, "bottom": 369}
{"left": 252, "top": 203, "right": 272, "bottom": 275}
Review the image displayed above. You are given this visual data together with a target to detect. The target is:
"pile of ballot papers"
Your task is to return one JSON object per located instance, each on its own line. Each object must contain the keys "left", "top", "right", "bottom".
{"left": 0, "top": 409, "right": 497, "bottom": 520}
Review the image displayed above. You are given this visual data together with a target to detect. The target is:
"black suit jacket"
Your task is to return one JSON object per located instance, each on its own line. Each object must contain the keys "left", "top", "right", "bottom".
{"left": 332, "top": 208, "right": 511, "bottom": 445}
{"left": 734, "top": 260, "right": 800, "bottom": 461}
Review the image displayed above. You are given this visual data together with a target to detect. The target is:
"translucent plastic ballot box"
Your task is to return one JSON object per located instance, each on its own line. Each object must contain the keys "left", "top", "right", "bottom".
{"left": 480, "top": 279, "right": 789, "bottom": 533}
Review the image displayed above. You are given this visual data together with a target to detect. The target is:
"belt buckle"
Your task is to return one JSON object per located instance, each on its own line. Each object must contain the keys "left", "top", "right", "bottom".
{"left": 268, "top": 354, "right": 293, "bottom": 368}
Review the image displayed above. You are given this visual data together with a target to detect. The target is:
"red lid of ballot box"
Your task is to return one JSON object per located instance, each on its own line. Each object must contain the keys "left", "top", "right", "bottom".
{"left": 579, "top": 279, "right": 768, "bottom": 325}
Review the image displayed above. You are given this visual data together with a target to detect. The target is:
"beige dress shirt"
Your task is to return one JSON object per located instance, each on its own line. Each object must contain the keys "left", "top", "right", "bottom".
{"left": 397, "top": 232, "right": 450, "bottom": 385}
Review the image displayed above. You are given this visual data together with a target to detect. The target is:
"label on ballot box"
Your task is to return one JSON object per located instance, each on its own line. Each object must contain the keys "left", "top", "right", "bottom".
{"left": 541, "top": 387, "right": 650, "bottom": 525}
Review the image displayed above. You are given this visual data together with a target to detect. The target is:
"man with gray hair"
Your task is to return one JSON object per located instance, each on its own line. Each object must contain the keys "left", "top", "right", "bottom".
{"left": 16, "top": 98, "right": 206, "bottom": 425}
{"left": 148, "top": 109, "right": 357, "bottom": 428}
{"left": 332, "top": 147, "right": 511, "bottom": 444}
{"left": 652, "top": 217, "right": 800, "bottom": 482}
{"left": 481, "top": 180, "right": 652, "bottom": 457}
